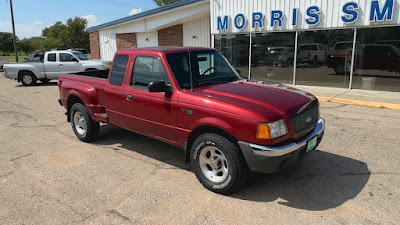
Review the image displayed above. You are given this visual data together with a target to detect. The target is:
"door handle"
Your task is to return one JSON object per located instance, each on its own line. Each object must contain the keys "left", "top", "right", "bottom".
{"left": 125, "top": 94, "right": 133, "bottom": 100}
{"left": 59, "top": 64, "right": 64, "bottom": 67}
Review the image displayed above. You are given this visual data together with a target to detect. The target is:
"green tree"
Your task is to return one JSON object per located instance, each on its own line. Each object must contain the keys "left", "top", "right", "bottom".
{"left": 0, "top": 32, "right": 16, "bottom": 53}
{"left": 59, "top": 17, "right": 89, "bottom": 49}
{"left": 153, "top": 0, "right": 182, "bottom": 7}
{"left": 42, "top": 21, "right": 67, "bottom": 39}
{"left": 19, "top": 38, "right": 34, "bottom": 54}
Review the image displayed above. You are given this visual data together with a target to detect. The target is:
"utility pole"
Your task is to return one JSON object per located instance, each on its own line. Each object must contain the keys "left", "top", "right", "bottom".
{"left": 9, "top": 0, "right": 18, "bottom": 62}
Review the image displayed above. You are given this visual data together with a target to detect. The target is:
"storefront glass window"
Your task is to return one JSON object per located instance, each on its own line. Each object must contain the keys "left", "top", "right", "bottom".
{"left": 250, "top": 32, "right": 295, "bottom": 84}
{"left": 296, "top": 29, "right": 355, "bottom": 88}
{"left": 215, "top": 34, "right": 250, "bottom": 77}
{"left": 352, "top": 27, "right": 400, "bottom": 92}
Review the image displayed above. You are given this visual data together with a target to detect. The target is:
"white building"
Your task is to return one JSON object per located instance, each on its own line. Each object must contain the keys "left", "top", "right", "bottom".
{"left": 89, "top": 0, "right": 400, "bottom": 92}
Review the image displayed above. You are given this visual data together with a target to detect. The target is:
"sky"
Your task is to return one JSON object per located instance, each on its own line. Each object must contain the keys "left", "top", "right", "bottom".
{"left": 0, "top": 0, "right": 158, "bottom": 39}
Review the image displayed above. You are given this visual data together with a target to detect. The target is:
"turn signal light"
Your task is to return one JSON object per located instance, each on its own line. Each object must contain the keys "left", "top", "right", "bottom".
{"left": 257, "top": 124, "right": 271, "bottom": 139}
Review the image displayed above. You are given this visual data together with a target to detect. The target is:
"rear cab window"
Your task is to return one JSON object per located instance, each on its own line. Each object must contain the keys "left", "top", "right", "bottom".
{"left": 131, "top": 56, "right": 170, "bottom": 89}
{"left": 109, "top": 54, "right": 129, "bottom": 86}
{"left": 47, "top": 53, "right": 56, "bottom": 62}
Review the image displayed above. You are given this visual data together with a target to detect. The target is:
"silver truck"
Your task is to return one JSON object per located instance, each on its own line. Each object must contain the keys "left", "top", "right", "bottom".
{"left": 0, "top": 57, "right": 8, "bottom": 70}
{"left": 3, "top": 50, "right": 111, "bottom": 86}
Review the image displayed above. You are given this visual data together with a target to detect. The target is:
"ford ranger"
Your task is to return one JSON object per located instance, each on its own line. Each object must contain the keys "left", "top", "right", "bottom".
{"left": 58, "top": 47, "right": 325, "bottom": 194}
{"left": 3, "top": 50, "right": 111, "bottom": 86}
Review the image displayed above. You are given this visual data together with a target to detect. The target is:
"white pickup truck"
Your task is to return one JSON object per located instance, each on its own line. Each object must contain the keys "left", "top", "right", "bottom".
{"left": 3, "top": 50, "right": 111, "bottom": 86}
{"left": 0, "top": 57, "right": 8, "bottom": 70}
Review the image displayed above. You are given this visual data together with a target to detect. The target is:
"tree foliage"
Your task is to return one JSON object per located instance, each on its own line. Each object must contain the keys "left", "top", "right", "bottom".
{"left": 59, "top": 17, "right": 90, "bottom": 50}
{"left": 42, "top": 21, "right": 67, "bottom": 39}
{"left": 153, "top": 0, "right": 182, "bottom": 7}
{"left": 7, "top": 17, "right": 90, "bottom": 54}
{"left": 0, "top": 32, "right": 16, "bottom": 53}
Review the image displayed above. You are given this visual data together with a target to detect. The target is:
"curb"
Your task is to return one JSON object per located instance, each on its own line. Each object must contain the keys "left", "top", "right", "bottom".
{"left": 317, "top": 96, "right": 400, "bottom": 110}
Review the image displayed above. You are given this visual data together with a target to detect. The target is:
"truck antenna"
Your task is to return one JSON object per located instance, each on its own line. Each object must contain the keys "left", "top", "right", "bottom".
{"left": 188, "top": 48, "right": 194, "bottom": 92}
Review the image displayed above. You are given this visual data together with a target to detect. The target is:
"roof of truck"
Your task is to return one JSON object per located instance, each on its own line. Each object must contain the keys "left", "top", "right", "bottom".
{"left": 116, "top": 47, "right": 215, "bottom": 54}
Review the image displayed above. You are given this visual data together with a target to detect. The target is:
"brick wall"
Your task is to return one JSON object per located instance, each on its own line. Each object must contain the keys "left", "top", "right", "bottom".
{"left": 116, "top": 33, "right": 137, "bottom": 50}
{"left": 158, "top": 24, "right": 183, "bottom": 46}
{"left": 89, "top": 31, "right": 100, "bottom": 59}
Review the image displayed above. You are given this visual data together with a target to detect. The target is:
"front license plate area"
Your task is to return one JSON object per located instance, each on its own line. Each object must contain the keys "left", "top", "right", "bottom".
{"left": 306, "top": 136, "right": 318, "bottom": 153}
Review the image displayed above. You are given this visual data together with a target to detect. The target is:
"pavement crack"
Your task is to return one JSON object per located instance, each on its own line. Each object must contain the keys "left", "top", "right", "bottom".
{"left": 10, "top": 153, "right": 33, "bottom": 162}
{"left": 106, "top": 210, "right": 133, "bottom": 223}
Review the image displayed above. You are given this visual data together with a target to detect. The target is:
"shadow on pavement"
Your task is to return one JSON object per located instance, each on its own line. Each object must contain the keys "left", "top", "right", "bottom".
{"left": 15, "top": 82, "right": 58, "bottom": 87}
{"left": 96, "top": 125, "right": 370, "bottom": 211}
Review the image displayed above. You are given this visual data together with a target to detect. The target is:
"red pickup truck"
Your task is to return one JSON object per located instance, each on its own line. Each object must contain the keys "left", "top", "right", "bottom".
{"left": 58, "top": 47, "right": 325, "bottom": 194}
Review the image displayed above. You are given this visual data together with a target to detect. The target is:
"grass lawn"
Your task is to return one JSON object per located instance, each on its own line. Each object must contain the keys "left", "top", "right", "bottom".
{"left": 0, "top": 55, "right": 28, "bottom": 63}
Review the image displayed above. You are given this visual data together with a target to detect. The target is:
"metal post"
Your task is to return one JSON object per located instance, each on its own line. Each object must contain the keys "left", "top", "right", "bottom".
{"left": 9, "top": 0, "right": 19, "bottom": 62}
{"left": 349, "top": 28, "right": 357, "bottom": 89}
{"left": 293, "top": 31, "right": 299, "bottom": 85}
{"left": 248, "top": 33, "right": 252, "bottom": 79}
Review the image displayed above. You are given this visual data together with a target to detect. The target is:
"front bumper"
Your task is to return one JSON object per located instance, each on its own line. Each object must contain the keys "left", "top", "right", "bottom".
{"left": 238, "top": 118, "right": 325, "bottom": 173}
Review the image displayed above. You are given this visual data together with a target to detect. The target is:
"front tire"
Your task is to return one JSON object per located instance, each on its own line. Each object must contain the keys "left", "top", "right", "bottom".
{"left": 21, "top": 72, "right": 37, "bottom": 86}
{"left": 70, "top": 103, "right": 100, "bottom": 142}
{"left": 191, "top": 133, "right": 248, "bottom": 194}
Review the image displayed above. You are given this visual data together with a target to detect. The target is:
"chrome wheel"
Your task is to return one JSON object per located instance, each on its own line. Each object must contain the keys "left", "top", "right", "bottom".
{"left": 199, "top": 146, "right": 229, "bottom": 183}
{"left": 73, "top": 111, "right": 87, "bottom": 136}
{"left": 22, "top": 75, "right": 33, "bottom": 85}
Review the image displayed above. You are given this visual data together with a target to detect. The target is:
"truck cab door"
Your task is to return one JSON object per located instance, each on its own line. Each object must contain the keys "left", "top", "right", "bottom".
{"left": 104, "top": 54, "right": 131, "bottom": 128}
{"left": 58, "top": 53, "right": 82, "bottom": 75}
{"left": 44, "top": 53, "right": 60, "bottom": 78}
{"left": 122, "top": 55, "right": 178, "bottom": 144}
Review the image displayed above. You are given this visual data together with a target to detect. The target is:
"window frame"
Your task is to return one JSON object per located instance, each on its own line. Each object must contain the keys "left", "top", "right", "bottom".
{"left": 109, "top": 54, "right": 130, "bottom": 86}
{"left": 59, "top": 53, "right": 78, "bottom": 62}
{"left": 47, "top": 53, "right": 56, "bottom": 62}
{"left": 130, "top": 55, "right": 172, "bottom": 91}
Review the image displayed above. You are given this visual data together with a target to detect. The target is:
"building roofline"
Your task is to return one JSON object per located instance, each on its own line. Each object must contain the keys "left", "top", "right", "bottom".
{"left": 87, "top": 0, "right": 206, "bottom": 33}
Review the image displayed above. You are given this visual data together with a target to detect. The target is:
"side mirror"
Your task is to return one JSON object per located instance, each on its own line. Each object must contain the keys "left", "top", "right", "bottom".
{"left": 148, "top": 80, "right": 173, "bottom": 95}
{"left": 72, "top": 58, "right": 79, "bottom": 62}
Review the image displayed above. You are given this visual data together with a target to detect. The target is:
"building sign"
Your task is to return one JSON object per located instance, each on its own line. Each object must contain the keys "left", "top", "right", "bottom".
{"left": 211, "top": 0, "right": 400, "bottom": 34}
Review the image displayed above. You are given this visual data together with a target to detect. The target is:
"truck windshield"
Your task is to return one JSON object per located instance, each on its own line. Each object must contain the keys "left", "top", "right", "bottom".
{"left": 72, "top": 51, "right": 89, "bottom": 60}
{"left": 166, "top": 50, "right": 240, "bottom": 89}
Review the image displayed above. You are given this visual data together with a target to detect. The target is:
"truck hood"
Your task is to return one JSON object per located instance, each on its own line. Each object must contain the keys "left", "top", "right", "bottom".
{"left": 195, "top": 80, "right": 318, "bottom": 119}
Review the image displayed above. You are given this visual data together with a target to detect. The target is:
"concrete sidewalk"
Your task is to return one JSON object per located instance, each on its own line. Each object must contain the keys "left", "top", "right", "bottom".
{"left": 291, "top": 85, "right": 400, "bottom": 110}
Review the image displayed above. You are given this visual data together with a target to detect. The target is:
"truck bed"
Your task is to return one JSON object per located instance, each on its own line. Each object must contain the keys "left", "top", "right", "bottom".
{"left": 71, "top": 70, "right": 109, "bottom": 79}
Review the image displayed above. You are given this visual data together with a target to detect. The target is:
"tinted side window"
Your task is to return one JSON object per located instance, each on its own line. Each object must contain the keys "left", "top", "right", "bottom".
{"left": 48, "top": 53, "right": 56, "bottom": 62}
{"left": 59, "top": 53, "right": 76, "bottom": 62}
{"left": 132, "top": 56, "right": 170, "bottom": 88}
{"left": 110, "top": 55, "right": 129, "bottom": 86}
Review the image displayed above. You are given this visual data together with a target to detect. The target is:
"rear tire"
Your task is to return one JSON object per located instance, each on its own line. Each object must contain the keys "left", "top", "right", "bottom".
{"left": 334, "top": 64, "right": 345, "bottom": 75}
{"left": 70, "top": 103, "right": 100, "bottom": 142}
{"left": 20, "top": 72, "right": 37, "bottom": 86}
{"left": 191, "top": 133, "right": 248, "bottom": 194}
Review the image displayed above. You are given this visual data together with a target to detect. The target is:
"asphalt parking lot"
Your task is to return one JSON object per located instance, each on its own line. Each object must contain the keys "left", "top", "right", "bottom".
{"left": 0, "top": 73, "right": 399, "bottom": 225}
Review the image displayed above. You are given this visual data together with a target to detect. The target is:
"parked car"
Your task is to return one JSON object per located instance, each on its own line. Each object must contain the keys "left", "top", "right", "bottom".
{"left": 0, "top": 57, "right": 8, "bottom": 69}
{"left": 58, "top": 47, "right": 325, "bottom": 194}
{"left": 3, "top": 50, "right": 112, "bottom": 86}
{"left": 24, "top": 53, "right": 44, "bottom": 62}
{"left": 265, "top": 47, "right": 295, "bottom": 67}
{"left": 376, "top": 40, "right": 400, "bottom": 49}
{"left": 358, "top": 44, "right": 400, "bottom": 72}
{"left": 326, "top": 41, "right": 362, "bottom": 75}
{"left": 71, "top": 48, "right": 90, "bottom": 59}
{"left": 297, "top": 43, "right": 326, "bottom": 65}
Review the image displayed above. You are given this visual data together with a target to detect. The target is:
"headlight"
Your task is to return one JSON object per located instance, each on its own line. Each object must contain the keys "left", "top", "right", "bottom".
{"left": 102, "top": 63, "right": 111, "bottom": 68}
{"left": 257, "top": 119, "right": 288, "bottom": 139}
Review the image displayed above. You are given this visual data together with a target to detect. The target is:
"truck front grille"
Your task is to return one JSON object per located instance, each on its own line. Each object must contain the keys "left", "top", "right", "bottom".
{"left": 291, "top": 105, "right": 319, "bottom": 137}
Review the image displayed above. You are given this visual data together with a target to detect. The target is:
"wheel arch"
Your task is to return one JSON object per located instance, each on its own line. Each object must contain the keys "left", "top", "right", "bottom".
{"left": 66, "top": 94, "right": 85, "bottom": 122}
{"left": 184, "top": 125, "right": 239, "bottom": 164}
{"left": 18, "top": 70, "right": 36, "bottom": 83}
